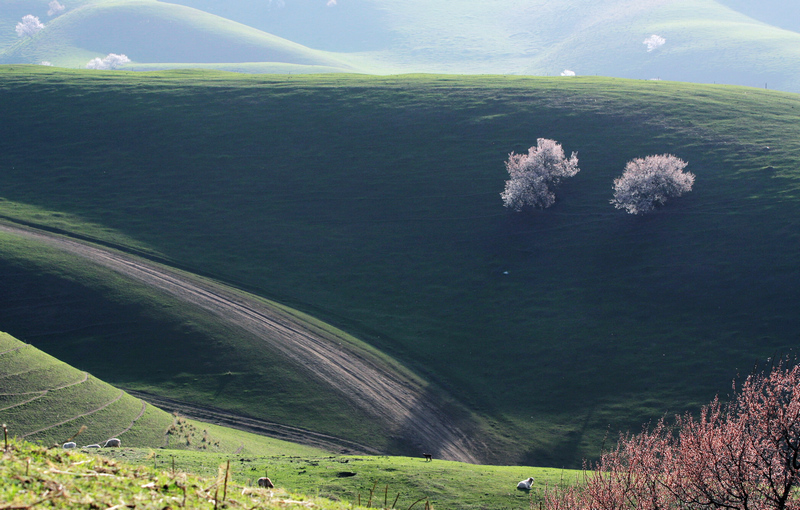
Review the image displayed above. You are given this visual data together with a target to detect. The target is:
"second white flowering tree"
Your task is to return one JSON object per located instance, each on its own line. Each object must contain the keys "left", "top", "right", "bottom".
{"left": 611, "top": 154, "right": 695, "bottom": 214}
{"left": 501, "top": 138, "right": 580, "bottom": 211}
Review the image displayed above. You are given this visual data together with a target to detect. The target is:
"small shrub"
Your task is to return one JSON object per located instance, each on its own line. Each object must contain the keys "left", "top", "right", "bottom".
{"left": 610, "top": 154, "right": 694, "bottom": 215}
{"left": 86, "top": 53, "right": 131, "bottom": 70}
{"left": 501, "top": 138, "right": 580, "bottom": 211}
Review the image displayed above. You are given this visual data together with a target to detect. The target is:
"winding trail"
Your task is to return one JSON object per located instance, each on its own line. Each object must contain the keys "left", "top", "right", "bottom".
{"left": 0, "top": 223, "right": 482, "bottom": 463}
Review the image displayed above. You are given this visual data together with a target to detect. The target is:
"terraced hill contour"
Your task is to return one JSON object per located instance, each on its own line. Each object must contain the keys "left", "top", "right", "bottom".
{"left": 0, "top": 331, "right": 172, "bottom": 447}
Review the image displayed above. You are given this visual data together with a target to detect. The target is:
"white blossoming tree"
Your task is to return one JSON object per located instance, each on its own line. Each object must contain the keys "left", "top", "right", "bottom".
{"left": 611, "top": 154, "right": 695, "bottom": 214}
{"left": 15, "top": 15, "right": 45, "bottom": 38}
{"left": 643, "top": 34, "right": 666, "bottom": 52}
{"left": 501, "top": 138, "right": 580, "bottom": 211}
{"left": 86, "top": 54, "right": 131, "bottom": 70}
{"left": 48, "top": 1, "right": 66, "bottom": 16}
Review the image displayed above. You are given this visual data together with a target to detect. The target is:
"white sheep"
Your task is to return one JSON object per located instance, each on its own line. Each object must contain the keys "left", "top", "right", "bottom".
{"left": 517, "top": 477, "right": 534, "bottom": 490}
{"left": 85, "top": 444, "right": 101, "bottom": 448}
{"left": 257, "top": 477, "right": 274, "bottom": 488}
{"left": 103, "top": 438, "right": 121, "bottom": 448}
{"left": 62, "top": 441, "right": 77, "bottom": 449}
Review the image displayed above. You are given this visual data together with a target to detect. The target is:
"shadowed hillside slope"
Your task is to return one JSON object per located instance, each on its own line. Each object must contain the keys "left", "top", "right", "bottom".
{"left": 0, "top": 67, "right": 798, "bottom": 466}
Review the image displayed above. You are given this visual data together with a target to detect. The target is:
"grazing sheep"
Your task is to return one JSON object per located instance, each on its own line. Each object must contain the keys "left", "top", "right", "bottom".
{"left": 423, "top": 453, "right": 433, "bottom": 462}
{"left": 85, "top": 444, "right": 101, "bottom": 449}
{"left": 103, "top": 438, "right": 121, "bottom": 448}
{"left": 62, "top": 442, "right": 77, "bottom": 449}
{"left": 517, "top": 477, "right": 534, "bottom": 490}
{"left": 257, "top": 477, "right": 274, "bottom": 488}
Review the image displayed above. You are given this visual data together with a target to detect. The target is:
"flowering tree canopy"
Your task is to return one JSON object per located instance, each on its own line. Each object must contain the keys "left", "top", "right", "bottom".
{"left": 644, "top": 34, "right": 666, "bottom": 52}
{"left": 86, "top": 54, "right": 131, "bottom": 70}
{"left": 48, "top": 1, "right": 66, "bottom": 16}
{"left": 611, "top": 154, "right": 694, "bottom": 214}
{"left": 15, "top": 15, "right": 45, "bottom": 38}
{"left": 501, "top": 138, "right": 580, "bottom": 211}
{"left": 543, "top": 359, "right": 800, "bottom": 510}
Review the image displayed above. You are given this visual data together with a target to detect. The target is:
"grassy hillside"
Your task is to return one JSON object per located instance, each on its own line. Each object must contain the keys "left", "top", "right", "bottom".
{"left": 0, "top": 224, "right": 393, "bottom": 453}
{"left": 0, "top": 329, "right": 345, "bottom": 458}
{"left": 0, "top": 330, "right": 173, "bottom": 447}
{"left": 355, "top": 0, "right": 800, "bottom": 90}
{"left": 0, "top": 0, "right": 358, "bottom": 71}
{"left": 0, "top": 439, "right": 359, "bottom": 509}
{"left": 164, "top": 0, "right": 800, "bottom": 91}
{"left": 0, "top": 67, "right": 799, "bottom": 467}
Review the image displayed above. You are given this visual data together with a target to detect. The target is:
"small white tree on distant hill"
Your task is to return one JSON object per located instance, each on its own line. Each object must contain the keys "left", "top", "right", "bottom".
{"left": 501, "top": 138, "right": 580, "bottom": 211}
{"left": 643, "top": 34, "right": 666, "bottom": 52}
{"left": 15, "top": 15, "right": 45, "bottom": 38}
{"left": 611, "top": 154, "right": 694, "bottom": 214}
{"left": 86, "top": 53, "right": 131, "bottom": 70}
{"left": 48, "top": 1, "right": 66, "bottom": 16}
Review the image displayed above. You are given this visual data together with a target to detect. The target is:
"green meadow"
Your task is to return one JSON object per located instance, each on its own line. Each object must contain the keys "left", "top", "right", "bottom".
{"left": 0, "top": 66, "right": 799, "bottom": 467}
{"left": 0, "top": 329, "right": 568, "bottom": 509}
{"left": 1, "top": 437, "right": 576, "bottom": 509}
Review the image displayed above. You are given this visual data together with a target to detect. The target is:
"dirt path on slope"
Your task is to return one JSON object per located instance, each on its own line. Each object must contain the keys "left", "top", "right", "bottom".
{"left": 0, "top": 223, "right": 483, "bottom": 463}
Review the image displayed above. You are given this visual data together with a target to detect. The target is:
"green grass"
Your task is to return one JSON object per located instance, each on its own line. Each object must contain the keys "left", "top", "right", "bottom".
{"left": 0, "top": 438, "right": 362, "bottom": 509}
{"left": 97, "top": 446, "right": 576, "bottom": 509}
{"left": 0, "top": 67, "right": 799, "bottom": 467}
{"left": 0, "top": 437, "right": 576, "bottom": 509}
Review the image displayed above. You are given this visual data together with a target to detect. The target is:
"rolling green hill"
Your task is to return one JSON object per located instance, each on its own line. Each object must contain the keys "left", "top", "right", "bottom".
{"left": 163, "top": 0, "right": 800, "bottom": 92}
{"left": 0, "top": 0, "right": 358, "bottom": 71}
{"left": 0, "top": 66, "right": 798, "bottom": 467}
{"left": 0, "top": 329, "right": 344, "bottom": 458}
{"left": 3, "top": 0, "right": 800, "bottom": 91}
{"left": 0, "top": 330, "right": 174, "bottom": 447}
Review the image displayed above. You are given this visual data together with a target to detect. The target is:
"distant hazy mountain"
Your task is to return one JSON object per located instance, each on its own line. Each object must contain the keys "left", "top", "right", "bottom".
{"left": 158, "top": 0, "right": 396, "bottom": 52}
{"left": 715, "top": 0, "right": 800, "bottom": 33}
{"left": 161, "top": 0, "right": 800, "bottom": 91}
{"left": 2, "top": 0, "right": 799, "bottom": 91}
{"left": 0, "top": 0, "right": 358, "bottom": 70}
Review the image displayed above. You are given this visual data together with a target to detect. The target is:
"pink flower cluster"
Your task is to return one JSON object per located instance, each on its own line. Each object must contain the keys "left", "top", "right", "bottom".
{"left": 543, "top": 360, "right": 800, "bottom": 509}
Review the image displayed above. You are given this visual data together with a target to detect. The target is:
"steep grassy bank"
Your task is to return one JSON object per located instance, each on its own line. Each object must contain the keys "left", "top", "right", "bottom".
{"left": 1, "top": 66, "right": 798, "bottom": 466}
{"left": 0, "top": 330, "right": 172, "bottom": 447}
{"left": 0, "top": 330, "right": 338, "bottom": 456}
